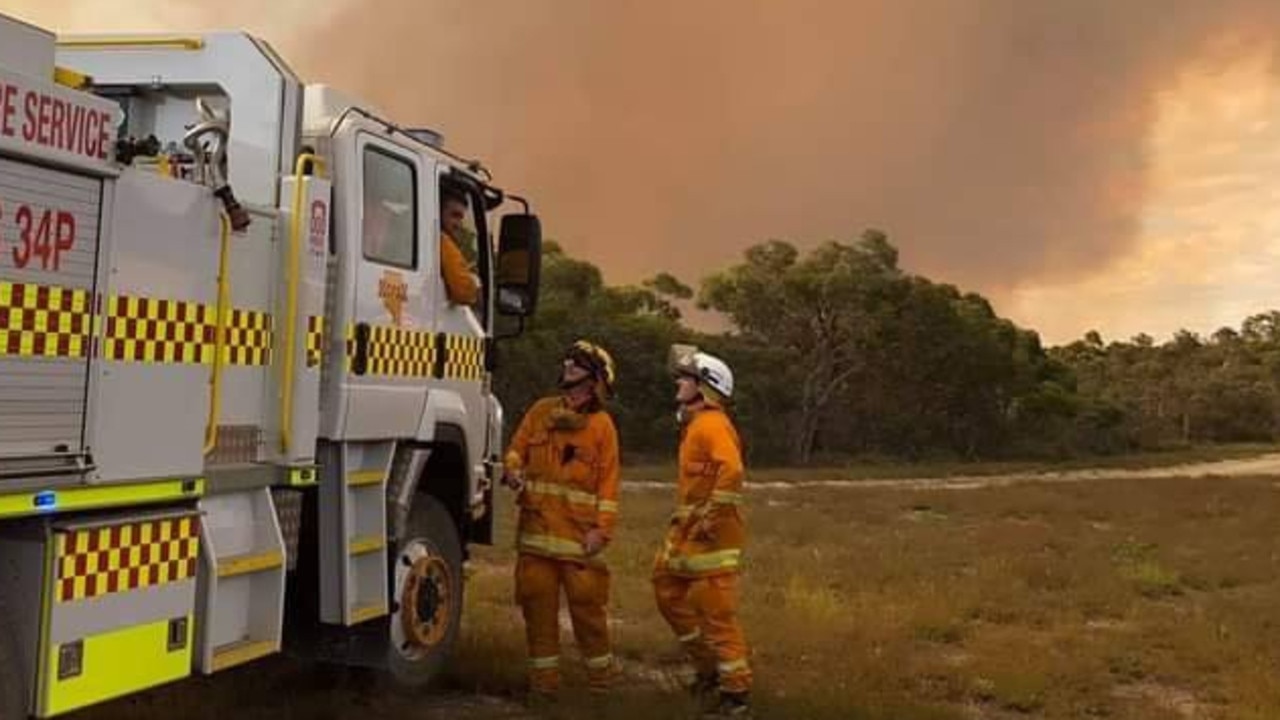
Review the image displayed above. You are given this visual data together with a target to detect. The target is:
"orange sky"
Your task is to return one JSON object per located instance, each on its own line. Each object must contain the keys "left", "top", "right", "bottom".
{"left": 9, "top": 0, "right": 1280, "bottom": 345}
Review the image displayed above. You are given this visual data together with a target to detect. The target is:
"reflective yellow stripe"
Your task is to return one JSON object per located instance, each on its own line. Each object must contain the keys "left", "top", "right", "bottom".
{"left": 349, "top": 536, "right": 385, "bottom": 556}
{"left": 518, "top": 533, "right": 586, "bottom": 558}
{"left": 53, "top": 66, "right": 91, "bottom": 89}
{"left": 665, "top": 548, "right": 742, "bottom": 574}
{"left": 585, "top": 654, "right": 614, "bottom": 670}
{"left": 0, "top": 479, "right": 204, "bottom": 520}
{"left": 351, "top": 603, "right": 387, "bottom": 624}
{"left": 347, "top": 470, "right": 384, "bottom": 488}
{"left": 718, "top": 658, "right": 750, "bottom": 675}
{"left": 44, "top": 616, "right": 192, "bottom": 716}
{"left": 597, "top": 499, "right": 619, "bottom": 513}
{"left": 672, "top": 491, "right": 744, "bottom": 522}
{"left": 288, "top": 467, "right": 318, "bottom": 486}
{"left": 210, "top": 639, "right": 277, "bottom": 673}
{"left": 57, "top": 36, "right": 205, "bottom": 50}
{"left": 529, "top": 656, "right": 560, "bottom": 669}
{"left": 217, "top": 551, "right": 284, "bottom": 579}
{"left": 525, "top": 481, "right": 598, "bottom": 508}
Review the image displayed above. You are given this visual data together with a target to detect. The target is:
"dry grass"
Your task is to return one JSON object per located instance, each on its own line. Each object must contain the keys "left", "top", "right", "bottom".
{"left": 76, "top": 466, "right": 1280, "bottom": 719}
{"left": 448, "top": 473, "right": 1280, "bottom": 719}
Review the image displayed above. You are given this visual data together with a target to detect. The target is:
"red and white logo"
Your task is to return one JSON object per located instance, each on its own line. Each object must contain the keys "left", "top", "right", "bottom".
{"left": 309, "top": 199, "right": 328, "bottom": 256}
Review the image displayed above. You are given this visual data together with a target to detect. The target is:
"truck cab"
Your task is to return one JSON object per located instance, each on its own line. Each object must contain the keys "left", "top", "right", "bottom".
{"left": 0, "top": 15, "right": 541, "bottom": 718}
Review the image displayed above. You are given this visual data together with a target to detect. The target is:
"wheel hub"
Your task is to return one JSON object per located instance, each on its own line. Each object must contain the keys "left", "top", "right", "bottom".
{"left": 399, "top": 552, "right": 451, "bottom": 654}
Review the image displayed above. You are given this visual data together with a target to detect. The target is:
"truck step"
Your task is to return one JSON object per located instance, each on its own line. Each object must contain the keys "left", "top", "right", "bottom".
{"left": 217, "top": 550, "right": 284, "bottom": 578}
{"left": 346, "top": 470, "right": 384, "bottom": 488}
{"left": 349, "top": 536, "right": 384, "bottom": 556}
{"left": 319, "top": 440, "right": 392, "bottom": 626}
{"left": 195, "top": 487, "right": 287, "bottom": 675}
{"left": 210, "top": 638, "right": 278, "bottom": 673}
{"left": 350, "top": 603, "right": 388, "bottom": 625}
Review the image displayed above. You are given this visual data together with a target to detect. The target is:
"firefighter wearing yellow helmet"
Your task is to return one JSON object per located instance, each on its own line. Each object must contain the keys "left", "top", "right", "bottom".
{"left": 653, "top": 344, "right": 754, "bottom": 718}
{"left": 502, "top": 340, "right": 622, "bottom": 702}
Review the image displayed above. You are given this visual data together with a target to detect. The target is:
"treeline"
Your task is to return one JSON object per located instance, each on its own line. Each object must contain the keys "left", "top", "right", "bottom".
{"left": 493, "top": 232, "right": 1280, "bottom": 466}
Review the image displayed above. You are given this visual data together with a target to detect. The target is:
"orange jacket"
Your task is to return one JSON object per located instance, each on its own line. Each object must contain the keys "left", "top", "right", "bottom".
{"left": 655, "top": 407, "right": 746, "bottom": 577}
{"left": 441, "top": 231, "right": 479, "bottom": 305}
{"left": 506, "top": 396, "right": 620, "bottom": 562}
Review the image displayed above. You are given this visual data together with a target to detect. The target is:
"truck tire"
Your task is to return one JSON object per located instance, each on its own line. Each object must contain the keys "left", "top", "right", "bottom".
{"left": 387, "top": 493, "right": 464, "bottom": 686}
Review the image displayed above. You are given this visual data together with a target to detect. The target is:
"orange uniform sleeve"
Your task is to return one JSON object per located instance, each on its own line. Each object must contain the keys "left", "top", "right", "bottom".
{"left": 440, "top": 232, "right": 479, "bottom": 305}
{"left": 701, "top": 413, "right": 744, "bottom": 503}
{"left": 592, "top": 414, "right": 621, "bottom": 541}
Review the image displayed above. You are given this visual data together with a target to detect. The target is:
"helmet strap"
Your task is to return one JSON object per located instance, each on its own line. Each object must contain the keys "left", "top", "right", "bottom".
{"left": 561, "top": 378, "right": 603, "bottom": 415}
{"left": 559, "top": 373, "right": 591, "bottom": 391}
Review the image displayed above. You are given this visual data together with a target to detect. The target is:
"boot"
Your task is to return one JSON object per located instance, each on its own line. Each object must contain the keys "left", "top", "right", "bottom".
{"left": 687, "top": 672, "right": 720, "bottom": 710}
{"left": 688, "top": 672, "right": 718, "bottom": 696}
{"left": 703, "top": 691, "right": 752, "bottom": 718}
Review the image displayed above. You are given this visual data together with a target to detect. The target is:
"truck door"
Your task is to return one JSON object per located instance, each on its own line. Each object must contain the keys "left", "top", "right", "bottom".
{"left": 342, "top": 135, "right": 436, "bottom": 439}
{"left": 0, "top": 157, "right": 103, "bottom": 477}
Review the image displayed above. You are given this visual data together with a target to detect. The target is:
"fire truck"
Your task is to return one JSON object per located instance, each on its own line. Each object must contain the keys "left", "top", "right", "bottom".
{"left": 0, "top": 12, "right": 543, "bottom": 718}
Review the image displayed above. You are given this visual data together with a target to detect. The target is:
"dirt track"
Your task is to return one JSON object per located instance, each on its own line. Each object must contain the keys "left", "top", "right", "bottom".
{"left": 627, "top": 452, "right": 1280, "bottom": 492}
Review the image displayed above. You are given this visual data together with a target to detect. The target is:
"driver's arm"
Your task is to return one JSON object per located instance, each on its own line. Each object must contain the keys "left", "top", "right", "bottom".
{"left": 440, "top": 232, "right": 479, "bottom": 305}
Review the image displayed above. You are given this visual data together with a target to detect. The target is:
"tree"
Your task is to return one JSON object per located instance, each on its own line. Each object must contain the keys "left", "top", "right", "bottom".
{"left": 699, "top": 231, "right": 902, "bottom": 463}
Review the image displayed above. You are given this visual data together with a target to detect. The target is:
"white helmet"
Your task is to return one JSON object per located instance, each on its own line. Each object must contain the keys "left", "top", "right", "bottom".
{"left": 669, "top": 345, "right": 734, "bottom": 401}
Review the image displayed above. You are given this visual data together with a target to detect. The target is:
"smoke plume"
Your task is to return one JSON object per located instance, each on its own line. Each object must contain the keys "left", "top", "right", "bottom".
{"left": 10, "top": 0, "right": 1280, "bottom": 340}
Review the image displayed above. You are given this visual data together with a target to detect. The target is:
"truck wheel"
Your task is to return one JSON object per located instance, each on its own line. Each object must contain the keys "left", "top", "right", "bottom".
{"left": 387, "top": 493, "right": 464, "bottom": 686}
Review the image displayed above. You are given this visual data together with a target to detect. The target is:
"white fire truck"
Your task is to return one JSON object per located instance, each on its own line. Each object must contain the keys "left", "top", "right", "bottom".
{"left": 0, "top": 12, "right": 543, "bottom": 718}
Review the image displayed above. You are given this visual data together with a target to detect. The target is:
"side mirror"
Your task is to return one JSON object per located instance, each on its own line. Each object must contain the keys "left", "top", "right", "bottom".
{"left": 496, "top": 213, "right": 542, "bottom": 317}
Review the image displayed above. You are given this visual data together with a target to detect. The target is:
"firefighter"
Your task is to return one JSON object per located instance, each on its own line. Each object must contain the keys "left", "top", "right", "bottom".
{"left": 502, "top": 341, "right": 622, "bottom": 702}
{"left": 439, "top": 186, "right": 480, "bottom": 306}
{"left": 653, "top": 345, "right": 753, "bottom": 718}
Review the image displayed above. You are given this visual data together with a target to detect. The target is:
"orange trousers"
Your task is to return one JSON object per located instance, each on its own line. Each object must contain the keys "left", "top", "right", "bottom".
{"left": 653, "top": 572, "right": 752, "bottom": 694}
{"left": 515, "top": 553, "right": 616, "bottom": 694}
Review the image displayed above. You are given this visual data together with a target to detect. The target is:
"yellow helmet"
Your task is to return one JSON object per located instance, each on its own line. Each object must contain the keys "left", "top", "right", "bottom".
{"left": 565, "top": 340, "right": 617, "bottom": 396}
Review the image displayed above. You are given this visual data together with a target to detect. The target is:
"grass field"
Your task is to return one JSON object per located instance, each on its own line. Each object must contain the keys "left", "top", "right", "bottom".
{"left": 446, "top": 471, "right": 1280, "bottom": 719}
{"left": 75, "top": 457, "right": 1280, "bottom": 720}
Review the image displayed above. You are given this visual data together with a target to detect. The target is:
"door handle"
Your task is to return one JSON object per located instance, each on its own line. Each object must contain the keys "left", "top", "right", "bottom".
{"left": 352, "top": 322, "right": 371, "bottom": 376}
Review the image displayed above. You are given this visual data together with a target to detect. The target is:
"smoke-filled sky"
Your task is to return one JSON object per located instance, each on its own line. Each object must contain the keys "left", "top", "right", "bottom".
{"left": 10, "top": 0, "right": 1280, "bottom": 344}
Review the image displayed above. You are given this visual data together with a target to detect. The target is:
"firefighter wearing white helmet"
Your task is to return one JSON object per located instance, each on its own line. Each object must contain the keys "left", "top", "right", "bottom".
{"left": 653, "top": 345, "right": 754, "bottom": 718}
{"left": 670, "top": 345, "right": 734, "bottom": 408}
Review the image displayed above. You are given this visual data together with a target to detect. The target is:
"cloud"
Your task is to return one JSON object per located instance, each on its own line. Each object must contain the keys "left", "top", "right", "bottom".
{"left": 1007, "top": 48, "right": 1280, "bottom": 342}
{"left": 8, "top": 0, "right": 1280, "bottom": 344}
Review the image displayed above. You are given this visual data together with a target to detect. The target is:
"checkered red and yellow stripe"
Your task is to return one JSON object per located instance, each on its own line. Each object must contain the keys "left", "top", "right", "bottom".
{"left": 103, "top": 295, "right": 217, "bottom": 365}
{"left": 443, "top": 334, "right": 485, "bottom": 381}
{"left": 0, "top": 280, "right": 93, "bottom": 359}
{"left": 104, "top": 295, "right": 272, "bottom": 366}
{"left": 56, "top": 515, "right": 201, "bottom": 603}
{"left": 366, "top": 325, "right": 437, "bottom": 377}
{"left": 306, "top": 315, "right": 326, "bottom": 368}
{"left": 0, "top": 280, "right": 274, "bottom": 366}
{"left": 222, "top": 308, "right": 272, "bottom": 366}
{"left": 343, "top": 322, "right": 486, "bottom": 381}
